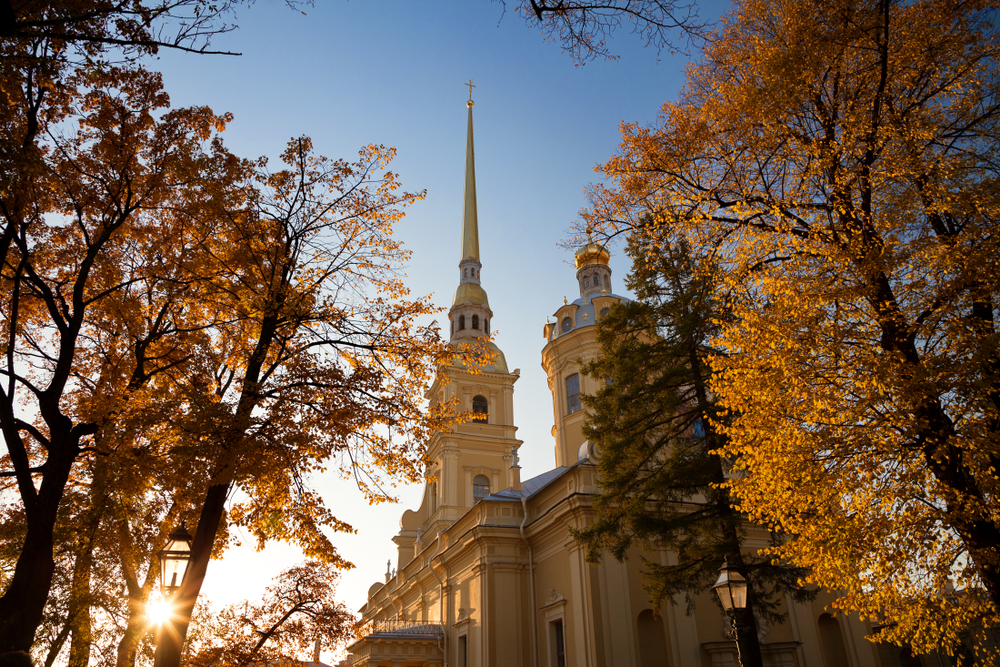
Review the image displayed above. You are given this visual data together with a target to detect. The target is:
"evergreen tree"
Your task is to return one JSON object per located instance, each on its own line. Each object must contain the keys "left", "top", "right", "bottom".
{"left": 575, "top": 235, "right": 810, "bottom": 664}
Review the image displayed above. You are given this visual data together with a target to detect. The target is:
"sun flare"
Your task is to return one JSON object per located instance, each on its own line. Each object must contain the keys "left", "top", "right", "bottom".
{"left": 146, "top": 599, "right": 173, "bottom": 626}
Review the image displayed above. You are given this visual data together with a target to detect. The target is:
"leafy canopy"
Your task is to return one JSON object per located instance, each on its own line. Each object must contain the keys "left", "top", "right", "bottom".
{"left": 584, "top": 0, "right": 1000, "bottom": 655}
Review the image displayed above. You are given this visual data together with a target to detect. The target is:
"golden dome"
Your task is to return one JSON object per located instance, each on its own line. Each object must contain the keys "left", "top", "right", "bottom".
{"left": 453, "top": 283, "right": 490, "bottom": 307}
{"left": 451, "top": 339, "right": 509, "bottom": 374}
{"left": 574, "top": 242, "right": 610, "bottom": 269}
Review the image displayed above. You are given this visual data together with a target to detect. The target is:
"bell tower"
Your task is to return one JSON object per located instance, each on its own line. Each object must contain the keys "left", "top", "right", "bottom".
{"left": 541, "top": 239, "right": 628, "bottom": 467}
{"left": 395, "top": 87, "right": 523, "bottom": 558}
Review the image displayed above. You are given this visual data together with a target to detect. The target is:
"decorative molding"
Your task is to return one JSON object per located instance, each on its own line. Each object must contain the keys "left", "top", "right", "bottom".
{"left": 544, "top": 588, "right": 566, "bottom": 606}
{"left": 454, "top": 607, "right": 473, "bottom": 629}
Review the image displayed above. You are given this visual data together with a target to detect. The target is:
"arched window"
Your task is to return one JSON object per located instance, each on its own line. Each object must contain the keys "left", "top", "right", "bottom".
{"left": 566, "top": 373, "right": 582, "bottom": 414}
{"left": 459, "top": 315, "right": 465, "bottom": 330}
{"left": 463, "top": 268, "right": 467, "bottom": 278}
{"left": 818, "top": 614, "right": 849, "bottom": 667}
{"left": 472, "top": 314, "right": 480, "bottom": 329}
{"left": 637, "top": 610, "right": 668, "bottom": 667}
{"left": 599, "top": 307, "right": 610, "bottom": 318}
{"left": 484, "top": 319, "right": 489, "bottom": 334}
{"left": 583, "top": 276, "right": 589, "bottom": 288}
{"left": 473, "top": 475, "right": 490, "bottom": 503}
{"left": 472, "top": 395, "right": 488, "bottom": 423}
{"left": 604, "top": 275, "right": 610, "bottom": 287}
{"left": 561, "top": 317, "right": 573, "bottom": 332}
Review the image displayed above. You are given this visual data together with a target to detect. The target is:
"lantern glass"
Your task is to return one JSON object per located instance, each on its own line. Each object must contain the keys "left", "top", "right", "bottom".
{"left": 158, "top": 523, "right": 193, "bottom": 596}
{"left": 712, "top": 562, "right": 748, "bottom": 611}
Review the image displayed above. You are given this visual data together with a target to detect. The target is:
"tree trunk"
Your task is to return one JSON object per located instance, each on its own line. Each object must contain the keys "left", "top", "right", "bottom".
{"left": 116, "top": 507, "right": 176, "bottom": 667}
{"left": 42, "top": 618, "right": 72, "bottom": 667}
{"left": 0, "top": 439, "right": 78, "bottom": 652}
{"left": 67, "top": 464, "right": 108, "bottom": 667}
{"left": 153, "top": 482, "right": 230, "bottom": 667}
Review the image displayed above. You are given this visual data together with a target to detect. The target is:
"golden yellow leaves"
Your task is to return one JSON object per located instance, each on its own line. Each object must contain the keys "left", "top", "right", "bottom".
{"left": 584, "top": 0, "right": 1000, "bottom": 656}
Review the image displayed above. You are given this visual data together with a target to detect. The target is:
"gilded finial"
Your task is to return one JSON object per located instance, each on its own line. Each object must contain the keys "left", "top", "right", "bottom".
{"left": 563, "top": 296, "right": 568, "bottom": 305}
{"left": 465, "top": 79, "right": 475, "bottom": 107}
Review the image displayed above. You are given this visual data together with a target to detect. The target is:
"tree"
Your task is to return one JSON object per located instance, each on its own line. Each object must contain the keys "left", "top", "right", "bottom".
{"left": 2, "top": 3, "right": 460, "bottom": 659}
{"left": 0, "top": 1, "right": 305, "bottom": 57}
{"left": 182, "top": 561, "right": 352, "bottom": 667}
{"left": 512, "top": 0, "right": 707, "bottom": 63}
{"left": 584, "top": 0, "right": 1000, "bottom": 655}
{"left": 574, "top": 236, "right": 809, "bottom": 667}
{"left": 0, "top": 60, "right": 243, "bottom": 652}
{"left": 145, "top": 136, "right": 459, "bottom": 667}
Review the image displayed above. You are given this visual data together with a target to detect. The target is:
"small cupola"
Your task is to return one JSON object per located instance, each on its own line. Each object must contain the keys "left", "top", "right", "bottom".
{"left": 574, "top": 238, "right": 612, "bottom": 300}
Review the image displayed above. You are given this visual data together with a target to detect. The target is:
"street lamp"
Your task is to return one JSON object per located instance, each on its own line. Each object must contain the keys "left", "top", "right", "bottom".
{"left": 712, "top": 560, "right": 763, "bottom": 667}
{"left": 712, "top": 560, "right": 748, "bottom": 611}
{"left": 157, "top": 522, "right": 193, "bottom": 596}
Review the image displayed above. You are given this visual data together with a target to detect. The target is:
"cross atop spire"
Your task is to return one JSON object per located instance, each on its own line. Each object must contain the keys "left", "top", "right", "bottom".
{"left": 465, "top": 79, "right": 475, "bottom": 107}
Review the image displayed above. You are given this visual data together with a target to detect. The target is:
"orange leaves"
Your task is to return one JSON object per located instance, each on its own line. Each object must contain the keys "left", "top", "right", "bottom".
{"left": 1, "top": 42, "right": 449, "bottom": 654}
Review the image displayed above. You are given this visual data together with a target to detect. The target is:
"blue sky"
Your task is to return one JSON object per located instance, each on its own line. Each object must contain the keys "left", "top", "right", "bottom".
{"left": 149, "top": 0, "right": 721, "bottom": 658}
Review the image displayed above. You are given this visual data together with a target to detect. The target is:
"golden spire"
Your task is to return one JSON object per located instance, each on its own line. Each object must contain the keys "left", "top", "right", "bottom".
{"left": 462, "top": 80, "right": 479, "bottom": 262}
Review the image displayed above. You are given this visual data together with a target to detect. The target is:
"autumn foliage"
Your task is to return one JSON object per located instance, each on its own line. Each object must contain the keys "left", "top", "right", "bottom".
{"left": 182, "top": 561, "right": 353, "bottom": 667}
{"left": 0, "top": 3, "right": 461, "bottom": 663}
{"left": 585, "top": 0, "right": 1000, "bottom": 657}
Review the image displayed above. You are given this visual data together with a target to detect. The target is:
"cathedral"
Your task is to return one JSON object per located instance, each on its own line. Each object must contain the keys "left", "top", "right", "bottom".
{"left": 345, "top": 97, "right": 886, "bottom": 667}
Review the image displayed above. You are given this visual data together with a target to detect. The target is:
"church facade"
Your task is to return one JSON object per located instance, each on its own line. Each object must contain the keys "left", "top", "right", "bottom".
{"left": 345, "top": 98, "right": 886, "bottom": 667}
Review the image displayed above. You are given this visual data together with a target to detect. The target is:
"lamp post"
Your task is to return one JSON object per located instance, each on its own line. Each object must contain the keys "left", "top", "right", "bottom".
{"left": 712, "top": 560, "right": 764, "bottom": 667}
{"left": 153, "top": 522, "right": 193, "bottom": 667}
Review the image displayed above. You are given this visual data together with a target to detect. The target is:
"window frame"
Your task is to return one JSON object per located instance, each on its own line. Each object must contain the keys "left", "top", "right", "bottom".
{"left": 565, "top": 373, "right": 582, "bottom": 414}
{"left": 472, "top": 474, "right": 490, "bottom": 503}
{"left": 472, "top": 394, "right": 488, "bottom": 423}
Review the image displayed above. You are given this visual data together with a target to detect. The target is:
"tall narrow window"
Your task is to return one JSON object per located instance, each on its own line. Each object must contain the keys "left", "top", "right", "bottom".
{"left": 566, "top": 374, "right": 582, "bottom": 414}
{"left": 473, "top": 475, "right": 490, "bottom": 503}
{"left": 484, "top": 319, "right": 489, "bottom": 334}
{"left": 637, "top": 609, "right": 669, "bottom": 667}
{"left": 472, "top": 395, "right": 488, "bottom": 423}
{"left": 818, "top": 614, "right": 849, "bottom": 667}
{"left": 550, "top": 619, "right": 566, "bottom": 667}
{"left": 472, "top": 314, "right": 479, "bottom": 329}
{"left": 459, "top": 315, "right": 465, "bottom": 330}
{"left": 583, "top": 276, "right": 589, "bottom": 288}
